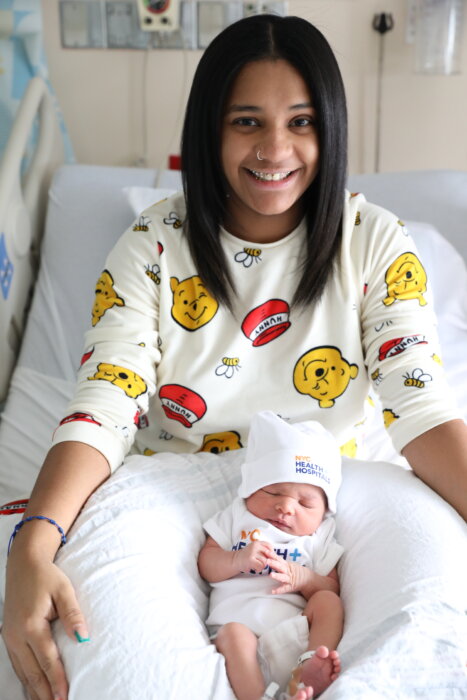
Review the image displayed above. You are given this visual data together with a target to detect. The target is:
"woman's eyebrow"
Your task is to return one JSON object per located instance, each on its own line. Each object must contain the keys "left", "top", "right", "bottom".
{"left": 226, "top": 102, "right": 314, "bottom": 113}
{"left": 290, "top": 102, "right": 314, "bottom": 110}
{"left": 226, "top": 104, "right": 261, "bottom": 113}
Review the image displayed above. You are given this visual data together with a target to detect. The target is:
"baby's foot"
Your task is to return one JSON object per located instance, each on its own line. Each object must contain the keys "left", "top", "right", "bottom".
{"left": 289, "top": 686, "right": 313, "bottom": 700}
{"left": 300, "top": 646, "right": 340, "bottom": 697}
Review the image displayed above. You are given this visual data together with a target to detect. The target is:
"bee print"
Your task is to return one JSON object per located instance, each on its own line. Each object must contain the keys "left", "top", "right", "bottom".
{"left": 215, "top": 357, "right": 241, "bottom": 379}
{"left": 163, "top": 212, "right": 182, "bottom": 229}
{"left": 374, "top": 320, "right": 394, "bottom": 333}
{"left": 133, "top": 216, "right": 150, "bottom": 232}
{"left": 234, "top": 247, "right": 262, "bottom": 267}
{"left": 397, "top": 220, "right": 409, "bottom": 236}
{"left": 403, "top": 368, "right": 432, "bottom": 389}
{"left": 145, "top": 263, "right": 161, "bottom": 285}
{"left": 371, "top": 368, "right": 383, "bottom": 386}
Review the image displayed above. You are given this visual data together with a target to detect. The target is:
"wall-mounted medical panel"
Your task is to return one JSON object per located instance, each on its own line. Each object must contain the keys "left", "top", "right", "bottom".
{"left": 59, "top": 0, "right": 287, "bottom": 50}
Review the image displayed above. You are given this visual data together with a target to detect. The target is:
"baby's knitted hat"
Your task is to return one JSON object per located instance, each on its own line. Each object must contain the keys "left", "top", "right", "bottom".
{"left": 238, "top": 411, "right": 342, "bottom": 513}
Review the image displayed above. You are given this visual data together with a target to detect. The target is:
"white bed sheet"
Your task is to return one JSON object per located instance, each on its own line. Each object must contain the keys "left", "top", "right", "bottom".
{"left": 0, "top": 166, "right": 466, "bottom": 698}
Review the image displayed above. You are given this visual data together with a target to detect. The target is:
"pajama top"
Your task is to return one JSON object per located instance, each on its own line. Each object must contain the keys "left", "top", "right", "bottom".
{"left": 203, "top": 497, "right": 344, "bottom": 636}
{"left": 52, "top": 191, "right": 460, "bottom": 471}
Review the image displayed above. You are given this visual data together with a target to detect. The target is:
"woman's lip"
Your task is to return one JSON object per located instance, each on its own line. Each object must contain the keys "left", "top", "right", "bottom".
{"left": 247, "top": 167, "right": 298, "bottom": 176}
{"left": 244, "top": 168, "right": 300, "bottom": 188}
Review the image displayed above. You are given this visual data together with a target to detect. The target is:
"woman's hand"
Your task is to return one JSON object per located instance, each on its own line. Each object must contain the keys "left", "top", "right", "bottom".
{"left": 2, "top": 550, "right": 88, "bottom": 700}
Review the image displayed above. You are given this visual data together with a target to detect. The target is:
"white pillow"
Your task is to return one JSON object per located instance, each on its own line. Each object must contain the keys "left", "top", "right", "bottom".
{"left": 1, "top": 451, "right": 465, "bottom": 698}
{"left": 406, "top": 220, "right": 467, "bottom": 325}
{"left": 123, "top": 186, "right": 177, "bottom": 216}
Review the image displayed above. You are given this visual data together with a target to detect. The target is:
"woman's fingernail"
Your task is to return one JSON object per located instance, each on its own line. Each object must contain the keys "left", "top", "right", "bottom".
{"left": 74, "top": 629, "right": 91, "bottom": 643}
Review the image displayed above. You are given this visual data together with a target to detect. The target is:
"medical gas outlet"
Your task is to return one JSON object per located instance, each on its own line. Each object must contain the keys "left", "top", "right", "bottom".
{"left": 136, "top": 0, "right": 180, "bottom": 31}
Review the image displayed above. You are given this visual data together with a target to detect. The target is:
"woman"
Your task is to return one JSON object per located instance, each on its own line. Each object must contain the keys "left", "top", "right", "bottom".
{"left": 3, "top": 14, "right": 466, "bottom": 700}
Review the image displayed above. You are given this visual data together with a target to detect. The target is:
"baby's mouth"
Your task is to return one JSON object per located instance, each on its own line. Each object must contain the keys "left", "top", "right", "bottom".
{"left": 269, "top": 518, "right": 290, "bottom": 530}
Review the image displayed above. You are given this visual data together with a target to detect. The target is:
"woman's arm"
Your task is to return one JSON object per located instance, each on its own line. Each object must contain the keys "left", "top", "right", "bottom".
{"left": 14, "top": 441, "right": 110, "bottom": 546}
{"left": 402, "top": 418, "right": 467, "bottom": 521}
{"left": 2, "top": 441, "right": 110, "bottom": 700}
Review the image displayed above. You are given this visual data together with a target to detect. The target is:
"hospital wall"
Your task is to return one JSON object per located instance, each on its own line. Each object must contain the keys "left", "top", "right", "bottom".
{"left": 42, "top": 0, "right": 467, "bottom": 174}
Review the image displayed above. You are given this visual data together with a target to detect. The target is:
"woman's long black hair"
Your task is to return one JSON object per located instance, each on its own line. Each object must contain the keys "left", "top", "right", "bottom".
{"left": 181, "top": 14, "right": 348, "bottom": 310}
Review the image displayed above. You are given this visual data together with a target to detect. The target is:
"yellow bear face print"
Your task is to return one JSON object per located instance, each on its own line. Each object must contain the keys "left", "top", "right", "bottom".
{"left": 170, "top": 275, "right": 219, "bottom": 331}
{"left": 383, "top": 408, "right": 399, "bottom": 429}
{"left": 383, "top": 253, "right": 427, "bottom": 306}
{"left": 293, "top": 346, "right": 359, "bottom": 408}
{"left": 88, "top": 363, "right": 147, "bottom": 398}
{"left": 200, "top": 431, "right": 243, "bottom": 454}
{"left": 340, "top": 437, "right": 357, "bottom": 458}
{"left": 92, "top": 270, "right": 124, "bottom": 326}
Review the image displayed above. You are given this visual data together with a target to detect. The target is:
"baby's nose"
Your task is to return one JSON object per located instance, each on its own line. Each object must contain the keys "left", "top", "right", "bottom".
{"left": 276, "top": 498, "right": 294, "bottom": 514}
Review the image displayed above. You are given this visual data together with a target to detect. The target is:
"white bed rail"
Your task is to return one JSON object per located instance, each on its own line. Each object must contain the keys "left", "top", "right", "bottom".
{"left": 0, "top": 76, "right": 61, "bottom": 404}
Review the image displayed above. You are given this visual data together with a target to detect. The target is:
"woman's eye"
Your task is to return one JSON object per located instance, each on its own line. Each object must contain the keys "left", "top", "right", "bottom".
{"left": 233, "top": 117, "right": 259, "bottom": 127}
{"left": 290, "top": 116, "right": 315, "bottom": 128}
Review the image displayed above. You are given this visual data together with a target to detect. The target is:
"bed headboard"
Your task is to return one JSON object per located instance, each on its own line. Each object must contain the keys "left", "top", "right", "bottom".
{"left": 347, "top": 170, "right": 467, "bottom": 263}
{"left": 0, "top": 77, "right": 63, "bottom": 404}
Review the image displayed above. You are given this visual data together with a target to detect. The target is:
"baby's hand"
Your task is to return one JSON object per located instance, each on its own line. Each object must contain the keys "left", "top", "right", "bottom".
{"left": 235, "top": 540, "right": 275, "bottom": 574}
{"left": 268, "top": 556, "right": 311, "bottom": 594}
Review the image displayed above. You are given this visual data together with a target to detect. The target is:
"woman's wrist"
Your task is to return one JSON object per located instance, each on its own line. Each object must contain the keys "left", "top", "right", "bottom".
{"left": 7, "top": 516, "right": 66, "bottom": 562}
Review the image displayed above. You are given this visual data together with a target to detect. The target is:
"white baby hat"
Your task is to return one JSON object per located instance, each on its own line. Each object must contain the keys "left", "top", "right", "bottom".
{"left": 238, "top": 411, "right": 342, "bottom": 513}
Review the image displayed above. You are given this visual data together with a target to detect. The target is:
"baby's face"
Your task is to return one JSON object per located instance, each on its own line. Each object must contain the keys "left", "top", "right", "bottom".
{"left": 246, "top": 482, "right": 326, "bottom": 536}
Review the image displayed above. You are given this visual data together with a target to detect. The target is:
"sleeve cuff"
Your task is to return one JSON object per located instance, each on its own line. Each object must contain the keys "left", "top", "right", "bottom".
{"left": 51, "top": 421, "right": 126, "bottom": 472}
{"left": 388, "top": 408, "right": 463, "bottom": 454}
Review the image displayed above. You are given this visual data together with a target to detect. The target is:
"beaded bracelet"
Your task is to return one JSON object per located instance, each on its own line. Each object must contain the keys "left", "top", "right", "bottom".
{"left": 8, "top": 516, "right": 67, "bottom": 555}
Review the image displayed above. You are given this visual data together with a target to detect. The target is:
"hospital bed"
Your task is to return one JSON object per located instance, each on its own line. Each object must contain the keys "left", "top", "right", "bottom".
{"left": 0, "top": 78, "right": 466, "bottom": 698}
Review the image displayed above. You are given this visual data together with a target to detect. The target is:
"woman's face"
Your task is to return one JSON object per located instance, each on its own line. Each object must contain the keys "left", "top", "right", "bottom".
{"left": 221, "top": 59, "right": 319, "bottom": 243}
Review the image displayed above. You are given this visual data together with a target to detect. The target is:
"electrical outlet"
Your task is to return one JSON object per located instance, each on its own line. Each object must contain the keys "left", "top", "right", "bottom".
{"left": 136, "top": 0, "right": 180, "bottom": 31}
{"left": 197, "top": 1, "right": 242, "bottom": 48}
{"left": 261, "top": 1, "right": 287, "bottom": 15}
{"left": 243, "top": 0, "right": 260, "bottom": 16}
{"left": 59, "top": 0, "right": 105, "bottom": 48}
{"left": 243, "top": 0, "right": 287, "bottom": 17}
{"left": 106, "top": 2, "right": 150, "bottom": 48}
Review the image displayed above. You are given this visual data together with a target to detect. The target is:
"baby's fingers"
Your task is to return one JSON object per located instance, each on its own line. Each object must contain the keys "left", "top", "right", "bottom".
{"left": 256, "top": 541, "right": 274, "bottom": 556}
{"left": 266, "top": 556, "right": 286, "bottom": 573}
{"left": 269, "top": 570, "right": 289, "bottom": 584}
{"left": 270, "top": 581, "right": 293, "bottom": 595}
